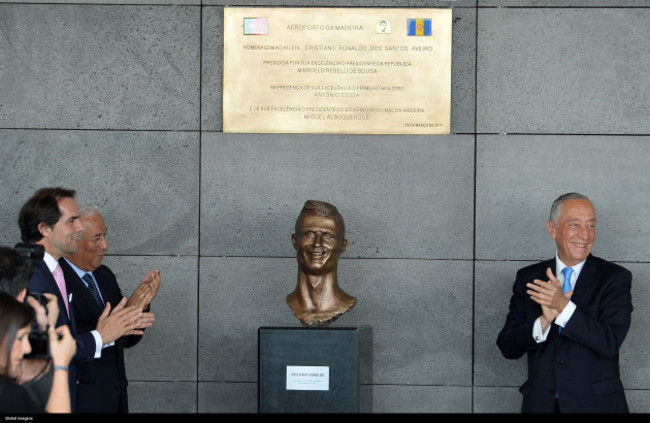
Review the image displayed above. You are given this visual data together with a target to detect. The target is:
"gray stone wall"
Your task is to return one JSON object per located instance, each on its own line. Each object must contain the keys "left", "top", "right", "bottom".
{"left": 0, "top": 0, "right": 648, "bottom": 414}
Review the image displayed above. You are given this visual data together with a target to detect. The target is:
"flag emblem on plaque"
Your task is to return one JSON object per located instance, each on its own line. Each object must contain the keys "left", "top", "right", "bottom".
{"left": 243, "top": 17, "right": 268, "bottom": 35}
{"left": 407, "top": 19, "right": 432, "bottom": 36}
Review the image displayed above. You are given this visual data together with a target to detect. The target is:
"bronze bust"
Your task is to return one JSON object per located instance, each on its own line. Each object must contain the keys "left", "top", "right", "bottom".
{"left": 286, "top": 200, "right": 357, "bottom": 327}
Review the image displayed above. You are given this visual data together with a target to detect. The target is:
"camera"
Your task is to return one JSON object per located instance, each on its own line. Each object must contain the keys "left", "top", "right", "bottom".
{"left": 14, "top": 242, "right": 44, "bottom": 265}
{"left": 14, "top": 243, "right": 51, "bottom": 359}
{"left": 24, "top": 291, "right": 51, "bottom": 359}
{"left": 26, "top": 290, "right": 48, "bottom": 308}
{"left": 25, "top": 290, "right": 51, "bottom": 359}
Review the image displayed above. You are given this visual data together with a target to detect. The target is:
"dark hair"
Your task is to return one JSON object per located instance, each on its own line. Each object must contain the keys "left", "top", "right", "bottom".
{"left": 295, "top": 200, "right": 345, "bottom": 238}
{"left": 0, "top": 246, "right": 33, "bottom": 297}
{"left": 0, "top": 291, "right": 33, "bottom": 377}
{"left": 18, "top": 187, "right": 76, "bottom": 243}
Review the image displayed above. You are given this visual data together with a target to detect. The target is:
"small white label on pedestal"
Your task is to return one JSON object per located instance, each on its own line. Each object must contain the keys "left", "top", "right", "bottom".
{"left": 286, "top": 365, "right": 330, "bottom": 391}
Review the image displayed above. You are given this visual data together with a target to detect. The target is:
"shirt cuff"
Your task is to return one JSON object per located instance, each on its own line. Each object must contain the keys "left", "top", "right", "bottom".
{"left": 91, "top": 330, "right": 116, "bottom": 357}
{"left": 533, "top": 317, "right": 550, "bottom": 343}
{"left": 91, "top": 330, "right": 103, "bottom": 358}
{"left": 554, "top": 300, "right": 577, "bottom": 328}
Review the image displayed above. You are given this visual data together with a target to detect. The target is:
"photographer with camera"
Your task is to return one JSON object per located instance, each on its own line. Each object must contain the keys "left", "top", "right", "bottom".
{"left": 3, "top": 244, "right": 59, "bottom": 358}
{"left": 0, "top": 245, "right": 56, "bottom": 406}
{"left": 0, "top": 250, "right": 77, "bottom": 413}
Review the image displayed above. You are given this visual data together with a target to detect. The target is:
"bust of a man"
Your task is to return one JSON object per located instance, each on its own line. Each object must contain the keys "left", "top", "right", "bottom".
{"left": 286, "top": 200, "right": 357, "bottom": 327}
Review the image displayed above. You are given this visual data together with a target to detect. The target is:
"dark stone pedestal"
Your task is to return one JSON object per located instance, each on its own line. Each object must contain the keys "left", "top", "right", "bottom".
{"left": 258, "top": 326, "right": 372, "bottom": 413}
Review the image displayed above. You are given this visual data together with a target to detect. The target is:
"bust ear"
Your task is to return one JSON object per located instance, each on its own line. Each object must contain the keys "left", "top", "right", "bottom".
{"left": 340, "top": 239, "right": 348, "bottom": 255}
{"left": 291, "top": 233, "right": 298, "bottom": 251}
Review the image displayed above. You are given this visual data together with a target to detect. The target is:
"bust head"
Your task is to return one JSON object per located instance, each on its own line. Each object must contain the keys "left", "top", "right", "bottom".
{"left": 292, "top": 200, "right": 347, "bottom": 276}
{"left": 287, "top": 201, "right": 356, "bottom": 327}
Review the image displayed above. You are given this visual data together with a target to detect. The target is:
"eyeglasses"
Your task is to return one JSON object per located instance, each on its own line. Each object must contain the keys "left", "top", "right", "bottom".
{"left": 84, "top": 234, "right": 108, "bottom": 246}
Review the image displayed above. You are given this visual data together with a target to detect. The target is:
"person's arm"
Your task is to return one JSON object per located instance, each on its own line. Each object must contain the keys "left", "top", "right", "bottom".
{"left": 96, "top": 297, "right": 154, "bottom": 345}
{"left": 561, "top": 267, "right": 632, "bottom": 357}
{"left": 532, "top": 316, "right": 552, "bottom": 343}
{"left": 126, "top": 268, "right": 161, "bottom": 311}
{"left": 45, "top": 325, "right": 76, "bottom": 413}
{"left": 527, "top": 267, "right": 573, "bottom": 334}
{"left": 497, "top": 268, "right": 543, "bottom": 359}
{"left": 122, "top": 269, "right": 160, "bottom": 347}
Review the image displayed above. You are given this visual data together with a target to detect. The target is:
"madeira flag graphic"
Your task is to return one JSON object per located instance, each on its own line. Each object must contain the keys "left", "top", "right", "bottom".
{"left": 407, "top": 18, "right": 432, "bottom": 36}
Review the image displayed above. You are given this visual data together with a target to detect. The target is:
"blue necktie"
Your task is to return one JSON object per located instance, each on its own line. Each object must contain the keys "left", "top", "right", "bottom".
{"left": 559, "top": 267, "right": 573, "bottom": 334}
{"left": 562, "top": 267, "right": 573, "bottom": 296}
{"left": 82, "top": 273, "right": 104, "bottom": 307}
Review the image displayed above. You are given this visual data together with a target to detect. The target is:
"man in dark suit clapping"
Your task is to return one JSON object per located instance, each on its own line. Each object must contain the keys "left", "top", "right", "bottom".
{"left": 497, "top": 192, "right": 633, "bottom": 413}
{"left": 60, "top": 202, "right": 160, "bottom": 413}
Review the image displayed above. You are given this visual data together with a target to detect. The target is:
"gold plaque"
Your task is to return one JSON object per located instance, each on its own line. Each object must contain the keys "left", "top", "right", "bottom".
{"left": 223, "top": 8, "right": 452, "bottom": 134}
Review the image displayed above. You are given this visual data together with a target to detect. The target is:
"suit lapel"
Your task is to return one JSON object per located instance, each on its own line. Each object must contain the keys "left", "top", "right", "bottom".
{"left": 34, "top": 259, "right": 59, "bottom": 292}
{"left": 34, "top": 260, "right": 77, "bottom": 332}
{"left": 570, "top": 254, "right": 597, "bottom": 306}
{"left": 59, "top": 259, "right": 104, "bottom": 317}
{"left": 94, "top": 267, "right": 120, "bottom": 308}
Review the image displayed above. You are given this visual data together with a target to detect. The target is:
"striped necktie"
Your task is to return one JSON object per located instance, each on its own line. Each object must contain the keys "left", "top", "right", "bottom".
{"left": 82, "top": 273, "right": 104, "bottom": 307}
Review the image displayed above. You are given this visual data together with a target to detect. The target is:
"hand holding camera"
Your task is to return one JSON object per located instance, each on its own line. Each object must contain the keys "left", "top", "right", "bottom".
{"left": 25, "top": 292, "right": 59, "bottom": 332}
{"left": 48, "top": 325, "right": 76, "bottom": 369}
{"left": 24, "top": 291, "right": 61, "bottom": 359}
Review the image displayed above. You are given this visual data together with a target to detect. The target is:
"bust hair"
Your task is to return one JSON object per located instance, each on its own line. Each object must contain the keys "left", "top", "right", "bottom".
{"left": 295, "top": 200, "right": 345, "bottom": 237}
